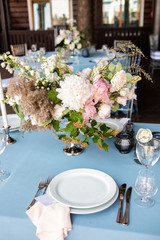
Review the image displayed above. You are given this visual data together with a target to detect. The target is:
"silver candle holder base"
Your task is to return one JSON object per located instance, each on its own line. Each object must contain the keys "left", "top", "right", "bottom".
{"left": 63, "top": 143, "right": 84, "bottom": 156}
{"left": 5, "top": 126, "right": 16, "bottom": 145}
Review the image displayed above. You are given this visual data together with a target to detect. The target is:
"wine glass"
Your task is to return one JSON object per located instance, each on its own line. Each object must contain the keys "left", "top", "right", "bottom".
{"left": 134, "top": 169, "right": 158, "bottom": 207}
{"left": 0, "top": 130, "right": 11, "bottom": 181}
{"left": 31, "top": 44, "right": 37, "bottom": 52}
{"left": 136, "top": 138, "right": 160, "bottom": 168}
{"left": 135, "top": 138, "right": 160, "bottom": 207}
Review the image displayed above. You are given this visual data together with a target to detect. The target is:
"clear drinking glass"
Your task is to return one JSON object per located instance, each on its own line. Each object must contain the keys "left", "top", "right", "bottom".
{"left": 0, "top": 130, "right": 11, "bottom": 181}
{"left": 31, "top": 44, "right": 37, "bottom": 52}
{"left": 134, "top": 169, "right": 158, "bottom": 207}
{"left": 134, "top": 138, "right": 160, "bottom": 207}
{"left": 136, "top": 138, "right": 160, "bottom": 168}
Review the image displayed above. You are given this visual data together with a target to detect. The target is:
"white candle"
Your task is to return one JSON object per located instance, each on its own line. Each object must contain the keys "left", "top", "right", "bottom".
{"left": 0, "top": 73, "right": 8, "bottom": 128}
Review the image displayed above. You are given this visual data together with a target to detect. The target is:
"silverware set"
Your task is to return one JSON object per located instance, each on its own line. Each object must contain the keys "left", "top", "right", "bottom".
{"left": 116, "top": 184, "right": 132, "bottom": 225}
{"left": 27, "top": 175, "right": 54, "bottom": 210}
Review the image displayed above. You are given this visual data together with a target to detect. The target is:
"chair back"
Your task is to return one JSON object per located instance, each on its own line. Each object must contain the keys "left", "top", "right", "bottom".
{"left": 10, "top": 43, "right": 28, "bottom": 56}
{"left": 114, "top": 40, "right": 131, "bottom": 52}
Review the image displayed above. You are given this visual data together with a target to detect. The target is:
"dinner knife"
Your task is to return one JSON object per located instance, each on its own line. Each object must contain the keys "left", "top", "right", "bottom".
{"left": 122, "top": 187, "right": 132, "bottom": 225}
{"left": 116, "top": 183, "right": 126, "bottom": 224}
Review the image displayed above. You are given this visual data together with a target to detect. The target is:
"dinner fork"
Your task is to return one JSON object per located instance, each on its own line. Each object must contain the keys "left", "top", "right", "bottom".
{"left": 43, "top": 175, "right": 54, "bottom": 194}
{"left": 27, "top": 178, "right": 45, "bottom": 210}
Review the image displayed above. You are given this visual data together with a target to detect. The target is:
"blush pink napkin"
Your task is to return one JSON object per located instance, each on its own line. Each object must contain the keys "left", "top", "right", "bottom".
{"left": 26, "top": 202, "right": 72, "bottom": 240}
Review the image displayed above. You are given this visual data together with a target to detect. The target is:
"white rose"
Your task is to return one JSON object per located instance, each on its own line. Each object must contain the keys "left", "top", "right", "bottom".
{"left": 64, "top": 38, "right": 70, "bottom": 45}
{"left": 120, "top": 88, "right": 130, "bottom": 97}
{"left": 56, "top": 35, "right": 64, "bottom": 45}
{"left": 77, "top": 43, "right": 82, "bottom": 49}
{"left": 136, "top": 128, "right": 153, "bottom": 143}
{"left": 53, "top": 105, "right": 65, "bottom": 120}
{"left": 69, "top": 42, "right": 75, "bottom": 51}
{"left": 111, "top": 70, "right": 127, "bottom": 92}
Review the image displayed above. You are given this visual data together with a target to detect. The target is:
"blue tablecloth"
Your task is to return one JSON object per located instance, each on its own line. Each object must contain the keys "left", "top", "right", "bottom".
{"left": 0, "top": 122, "right": 160, "bottom": 240}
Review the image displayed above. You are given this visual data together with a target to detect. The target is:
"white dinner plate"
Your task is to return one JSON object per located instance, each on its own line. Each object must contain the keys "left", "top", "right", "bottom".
{"left": 47, "top": 183, "right": 119, "bottom": 214}
{"left": 92, "top": 53, "right": 116, "bottom": 62}
{"left": 0, "top": 114, "right": 20, "bottom": 131}
{"left": 95, "top": 118, "right": 123, "bottom": 132}
{"left": 48, "top": 168, "right": 117, "bottom": 209}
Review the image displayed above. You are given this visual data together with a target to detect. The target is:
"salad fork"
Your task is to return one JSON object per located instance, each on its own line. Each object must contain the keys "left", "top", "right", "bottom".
{"left": 43, "top": 175, "right": 54, "bottom": 194}
{"left": 27, "top": 178, "right": 45, "bottom": 210}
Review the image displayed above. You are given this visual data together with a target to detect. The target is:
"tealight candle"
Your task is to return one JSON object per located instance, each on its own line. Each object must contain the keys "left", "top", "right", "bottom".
{"left": 0, "top": 73, "right": 8, "bottom": 128}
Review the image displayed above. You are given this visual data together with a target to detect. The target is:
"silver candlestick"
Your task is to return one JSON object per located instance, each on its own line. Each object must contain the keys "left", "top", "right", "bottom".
{"left": 5, "top": 126, "right": 16, "bottom": 145}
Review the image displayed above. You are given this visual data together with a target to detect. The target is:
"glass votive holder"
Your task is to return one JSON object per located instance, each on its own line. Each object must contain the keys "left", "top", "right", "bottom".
{"left": 114, "top": 132, "right": 134, "bottom": 154}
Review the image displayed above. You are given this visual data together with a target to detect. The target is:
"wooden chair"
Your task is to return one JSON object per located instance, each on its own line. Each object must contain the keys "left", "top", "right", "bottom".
{"left": 10, "top": 43, "right": 28, "bottom": 56}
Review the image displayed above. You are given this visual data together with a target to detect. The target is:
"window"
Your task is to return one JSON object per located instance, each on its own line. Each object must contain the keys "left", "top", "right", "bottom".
{"left": 27, "top": 0, "right": 73, "bottom": 30}
{"left": 102, "top": 0, "right": 144, "bottom": 27}
{"left": 51, "top": 0, "right": 70, "bottom": 27}
{"left": 33, "top": 1, "right": 51, "bottom": 30}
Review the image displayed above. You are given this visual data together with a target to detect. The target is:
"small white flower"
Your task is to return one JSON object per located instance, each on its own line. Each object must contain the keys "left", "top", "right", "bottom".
{"left": 136, "top": 128, "right": 153, "bottom": 143}
{"left": 30, "top": 70, "right": 34, "bottom": 76}
{"left": 20, "top": 68, "right": 25, "bottom": 73}
{"left": 1, "top": 62, "right": 5, "bottom": 68}
{"left": 0, "top": 56, "right": 3, "bottom": 60}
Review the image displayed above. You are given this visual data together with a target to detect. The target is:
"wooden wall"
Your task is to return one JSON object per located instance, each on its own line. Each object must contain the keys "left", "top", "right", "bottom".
{"left": 144, "top": 0, "right": 154, "bottom": 27}
{"left": 8, "top": 0, "right": 29, "bottom": 30}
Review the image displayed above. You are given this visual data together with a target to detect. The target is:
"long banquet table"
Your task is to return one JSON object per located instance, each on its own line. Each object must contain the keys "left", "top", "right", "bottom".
{"left": 0, "top": 122, "right": 160, "bottom": 240}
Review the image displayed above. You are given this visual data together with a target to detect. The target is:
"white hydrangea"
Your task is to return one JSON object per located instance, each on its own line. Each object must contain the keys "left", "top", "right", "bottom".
{"left": 57, "top": 75, "right": 92, "bottom": 111}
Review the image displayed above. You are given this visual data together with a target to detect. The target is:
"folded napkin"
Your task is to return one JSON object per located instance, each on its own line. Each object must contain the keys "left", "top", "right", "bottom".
{"left": 26, "top": 200, "right": 72, "bottom": 240}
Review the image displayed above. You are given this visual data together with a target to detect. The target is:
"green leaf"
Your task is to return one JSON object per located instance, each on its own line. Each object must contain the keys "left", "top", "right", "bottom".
{"left": 66, "top": 122, "right": 74, "bottom": 132}
{"left": 62, "top": 108, "right": 70, "bottom": 116}
{"left": 52, "top": 120, "right": 59, "bottom": 131}
{"left": 70, "top": 111, "right": 83, "bottom": 122}
{"left": 126, "top": 73, "right": 132, "bottom": 82}
{"left": 98, "top": 138, "right": 103, "bottom": 147}
{"left": 70, "top": 127, "right": 78, "bottom": 137}
{"left": 47, "top": 90, "right": 61, "bottom": 104}
{"left": 108, "top": 63, "right": 115, "bottom": 72}
{"left": 100, "top": 124, "right": 107, "bottom": 132}
{"left": 112, "top": 102, "right": 119, "bottom": 112}
{"left": 107, "top": 72, "right": 113, "bottom": 79}
{"left": 115, "top": 62, "right": 122, "bottom": 72}
{"left": 43, "top": 119, "right": 53, "bottom": 127}
{"left": 12, "top": 104, "right": 24, "bottom": 120}
{"left": 102, "top": 142, "right": 109, "bottom": 152}
{"left": 58, "top": 134, "right": 66, "bottom": 139}
{"left": 92, "top": 135, "right": 99, "bottom": 143}
{"left": 91, "top": 119, "right": 97, "bottom": 127}
{"left": 80, "top": 128, "right": 86, "bottom": 134}
{"left": 79, "top": 109, "right": 85, "bottom": 113}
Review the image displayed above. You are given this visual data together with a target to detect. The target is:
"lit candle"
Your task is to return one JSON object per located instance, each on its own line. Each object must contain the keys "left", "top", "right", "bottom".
{"left": 0, "top": 73, "right": 8, "bottom": 128}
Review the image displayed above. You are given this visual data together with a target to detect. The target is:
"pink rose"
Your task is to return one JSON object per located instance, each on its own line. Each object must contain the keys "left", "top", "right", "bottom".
{"left": 81, "top": 68, "right": 92, "bottom": 78}
{"left": 128, "top": 89, "right": 137, "bottom": 100}
{"left": 92, "top": 74, "right": 102, "bottom": 83}
{"left": 92, "top": 78, "right": 110, "bottom": 102}
{"left": 117, "top": 96, "right": 127, "bottom": 106}
{"left": 82, "top": 97, "right": 97, "bottom": 121}
{"left": 98, "top": 104, "right": 111, "bottom": 119}
{"left": 96, "top": 60, "right": 108, "bottom": 67}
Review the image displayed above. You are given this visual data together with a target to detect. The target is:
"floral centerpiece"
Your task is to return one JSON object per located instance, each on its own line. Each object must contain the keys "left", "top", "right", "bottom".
{"left": 55, "top": 27, "right": 89, "bottom": 52}
{"left": 0, "top": 51, "right": 141, "bottom": 153}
